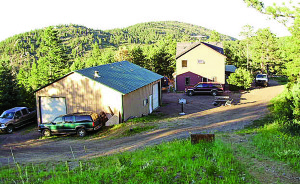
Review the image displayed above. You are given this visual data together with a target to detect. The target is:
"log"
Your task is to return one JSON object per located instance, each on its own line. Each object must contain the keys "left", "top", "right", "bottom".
{"left": 191, "top": 134, "right": 215, "bottom": 144}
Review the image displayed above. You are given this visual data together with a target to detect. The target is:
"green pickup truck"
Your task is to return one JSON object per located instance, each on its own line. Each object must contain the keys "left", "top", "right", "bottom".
{"left": 38, "top": 112, "right": 103, "bottom": 137}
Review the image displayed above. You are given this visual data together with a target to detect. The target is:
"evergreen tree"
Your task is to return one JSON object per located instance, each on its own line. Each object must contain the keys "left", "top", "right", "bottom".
{"left": 0, "top": 60, "right": 20, "bottom": 112}
{"left": 227, "top": 68, "right": 253, "bottom": 90}
{"left": 129, "top": 45, "right": 146, "bottom": 67}
{"left": 239, "top": 25, "right": 255, "bottom": 70}
{"left": 251, "top": 28, "right": 280, "bottom": 74}
{"left": 208, "top": 30, "right": 221, "bottom": 42}
{"left": 36, "top": 26, "right": 68, "bottom": 87}
{"left": 114, "top": 46, "right": 131, "bottom": 62}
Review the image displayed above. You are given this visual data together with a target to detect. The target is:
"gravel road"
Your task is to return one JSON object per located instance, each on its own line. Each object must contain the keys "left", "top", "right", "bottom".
{"left": 0, "top": 80, "right": 284, "bottom": 165}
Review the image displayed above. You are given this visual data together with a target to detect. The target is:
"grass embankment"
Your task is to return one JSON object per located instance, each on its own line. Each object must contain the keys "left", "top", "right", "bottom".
{"left": 237, "top": 116, "right": 300, "bottom": 173}
{"left": 1, "top": 113, "right": 300, "bottom": 183}
{"left": 0, "top": 139, "right": 255, "bottom": 183}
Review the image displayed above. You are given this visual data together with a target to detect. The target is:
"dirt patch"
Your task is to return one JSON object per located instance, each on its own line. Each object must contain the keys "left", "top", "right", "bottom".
{"left": 0, "top": 80, "right": 284, "bottom": 166}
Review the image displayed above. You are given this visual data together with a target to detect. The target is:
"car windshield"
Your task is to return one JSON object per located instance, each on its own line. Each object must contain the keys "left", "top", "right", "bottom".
{"left": 0, "top": 111, "right": 15, "bottom": 119}
{"left": 257, "top": 74, "right": 267, "bottom": 78}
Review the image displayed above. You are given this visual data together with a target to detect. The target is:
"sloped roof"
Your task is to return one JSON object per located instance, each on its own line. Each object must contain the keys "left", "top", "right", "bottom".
{"left": 176, "top": 42, "right": 225, "bottom": 59}
{"left": 75, "top": 61, "right": 163, "bottom": 94}
{"left": 225, "top": 65, "right": 237, "bottom": 73}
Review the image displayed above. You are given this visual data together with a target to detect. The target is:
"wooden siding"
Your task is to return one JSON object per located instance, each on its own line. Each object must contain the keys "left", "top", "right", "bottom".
{"left": 176, "top": 72, "right": 204, "bottom": 91}
{"left": 176, "top": 44, "right": 226, "bottom": 91}
{"left": 36, "top": 72, "right": 122, "bottom": 124}
{"left": 123, "top": 80, "right": 160, "bottom": 121}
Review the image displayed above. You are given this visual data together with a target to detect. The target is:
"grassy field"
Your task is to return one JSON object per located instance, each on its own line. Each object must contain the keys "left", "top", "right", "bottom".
{"left": 0, "top": 138, "right": 255, "bottom": 183}
{"left": 1, "top": 114, "right": 300, "bottom": 183}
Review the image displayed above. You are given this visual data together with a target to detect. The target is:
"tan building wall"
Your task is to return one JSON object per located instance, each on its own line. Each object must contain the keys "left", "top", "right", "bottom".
{"left": 176, "top": 44, "right": 226, "bottom": 84}
{"left": 122, "top": 80, "right": 160, "bottom": 121}
{"left": 36, "top": 72, "right": 123, "bottom": 124}
{"left": 36, "top": 72, "right": 161, "bottom": 124}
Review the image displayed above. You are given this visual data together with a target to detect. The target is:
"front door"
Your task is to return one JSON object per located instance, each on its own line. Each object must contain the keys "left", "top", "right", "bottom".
{"left": 149, "top": 95, "right": 153, "bottom": 113}
{"left": 153, "top": 83, "right": 159, "bottom": 110}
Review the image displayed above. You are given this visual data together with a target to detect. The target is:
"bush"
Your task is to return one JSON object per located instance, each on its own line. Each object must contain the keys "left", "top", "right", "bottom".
{"left": 271, "top": 82, "right": 300, "bottom": 121}
{"left": 227, "top": 68, "right": 253, "bottom": 90}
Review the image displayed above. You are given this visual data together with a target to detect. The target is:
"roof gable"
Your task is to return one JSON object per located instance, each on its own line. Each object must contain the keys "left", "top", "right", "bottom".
{"left": 176, "top": 42, "right": 225, "bottom": 59}
{"left": 75, "top": 61, "right": 163, "bottom": 94}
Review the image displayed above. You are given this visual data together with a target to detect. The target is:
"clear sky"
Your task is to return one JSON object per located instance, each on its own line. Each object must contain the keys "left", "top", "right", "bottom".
{"left": 0, "top": 0, "right": 292, "bottom": 42}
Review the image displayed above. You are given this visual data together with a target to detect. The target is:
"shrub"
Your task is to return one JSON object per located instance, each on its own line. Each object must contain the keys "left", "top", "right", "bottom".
{"left": 271, "top": 82, "right": 300, "bottom": 121}
{"left": 227, "top": 68, "right": 253, "bottom": 90}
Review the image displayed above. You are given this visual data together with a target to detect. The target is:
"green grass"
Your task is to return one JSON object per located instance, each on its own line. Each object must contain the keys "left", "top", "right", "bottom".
{"left": 0, "top": 139, "right": 256, "bottom": 184}
{"left": 126, "top": 113, "right": 167, "bottom": 123}
{"left": 250, "top": 123, "right": 300, "bottom": 172}
{"left": 270, "top": 76, "right": 289, "bottom": 85}
{"left": 123, "top": 125, "right": 156, "bottom": 136}
{"left": 237, "top": 116, "right": 300, "bottom": 173}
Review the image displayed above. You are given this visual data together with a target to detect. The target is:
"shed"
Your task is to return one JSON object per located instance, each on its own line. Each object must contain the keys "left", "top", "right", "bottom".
{"left": 35, "top": 61, "right": 163, "bottom": 124}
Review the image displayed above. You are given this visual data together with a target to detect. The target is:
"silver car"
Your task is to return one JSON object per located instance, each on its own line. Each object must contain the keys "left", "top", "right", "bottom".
{"left": 0, "top": 107, "right": 37, "bottom": 133}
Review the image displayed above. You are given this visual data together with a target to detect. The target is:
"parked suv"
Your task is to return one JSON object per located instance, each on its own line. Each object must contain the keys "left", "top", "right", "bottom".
{"left": 185, "top": 82, "right": 224, "bottom": 96}
{"left": 255, "top": 74, "right": 268, "bottom": 87}
{"left": 38, "top": 112, "right": 102, "bottom": 137}
{"left": 0, "top": 107, "right": 37, "bottom": 133}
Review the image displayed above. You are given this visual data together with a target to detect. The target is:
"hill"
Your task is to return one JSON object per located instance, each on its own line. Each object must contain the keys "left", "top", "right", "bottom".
{"left": 0, "top": 21, "right": 236, "bottom": 109}
{"left": 0, "top": 21, "right": 235, "bottom": 73}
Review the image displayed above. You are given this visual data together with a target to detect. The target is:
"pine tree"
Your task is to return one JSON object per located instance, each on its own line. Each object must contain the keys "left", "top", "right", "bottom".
{"left": 37, "top": 26, "right": 68, "bottom": 86}
{"left": 0, "top": 60, "right": 20, "bottom": 112}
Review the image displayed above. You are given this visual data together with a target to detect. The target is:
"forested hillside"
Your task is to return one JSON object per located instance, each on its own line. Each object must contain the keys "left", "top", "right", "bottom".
{"left": 0, "top": 21, "right": 235, "bottom": 110}
{"left": 0, "top": 21, "right": 234, "bottom": 74}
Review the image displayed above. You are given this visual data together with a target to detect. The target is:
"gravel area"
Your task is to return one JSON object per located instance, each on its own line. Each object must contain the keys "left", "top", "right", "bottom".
{"left": 0, "top": 80, "right": 284, "bottom": 166}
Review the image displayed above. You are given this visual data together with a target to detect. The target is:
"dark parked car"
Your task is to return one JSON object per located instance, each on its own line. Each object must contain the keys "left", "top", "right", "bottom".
{"left": 38, "top": 112, "right": 103, "bottom": 137}
{"left": 185, "top": 82, "right": 224, "bottom": 96}
{"left": 0, "top": 107, "right": 37, "bottom": 133}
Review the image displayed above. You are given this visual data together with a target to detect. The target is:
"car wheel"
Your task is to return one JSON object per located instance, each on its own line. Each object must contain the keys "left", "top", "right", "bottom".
{"left": 188, "top": 90, "right": 194, "bottom": 96}
{"left": 211, "top": 90, "right": 217, "bottom": 96}
{"left": 6, "top": 125, "right": 14, "bottom": 134}
{"left": 42, "top": 129, "right": 51, "bottom": 137}
{"left": 77, "top": 128, "right": 86, "bottom": 137}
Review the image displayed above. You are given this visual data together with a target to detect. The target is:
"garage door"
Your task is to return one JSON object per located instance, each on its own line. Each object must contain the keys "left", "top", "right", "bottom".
{"left": 40, "top": 97, "right": 66, "bottom": 123}
{"left": 153, "top": 83, "right": 159, "bottom": 110}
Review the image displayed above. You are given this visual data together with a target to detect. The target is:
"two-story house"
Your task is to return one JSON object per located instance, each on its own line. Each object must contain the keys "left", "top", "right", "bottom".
{"left": 175, "top": 42, "right": 226, "bottom": 91}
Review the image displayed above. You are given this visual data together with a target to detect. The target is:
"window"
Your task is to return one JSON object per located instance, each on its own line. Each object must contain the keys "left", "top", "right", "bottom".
{"left": 143, "top": 99, "right": 148, "bottom": 106}
{"left": 21, "top": 109, "right": 28, "bottom": 115}
{"left": 182, "top": 60, "right": 187, "bottom": 67}
{"left": 64, "top": 116, "right": 73, "bottom": 123}
{"left": 212, "top": 76, "right": 217, "bottom": 82}
{"left": 202, "top": 77, "right": 207, "bottom": 82}
{"left": 185, "top": 77, "right": 190, "bottom": 86}
{"left": 198, "top": 60, "right": 205, "bottom": 64}
{"left": 202, "top": 83, "right": 209, "bottom": 88}
{"left": 14, "top": 111, "right": 22, "bottom": 119}
{"left": 196, "top": 84, "right": 203, "bottom": 88}
{"left": 75, "top": 115, "right": 92, "bottom": 122}
{"left": 53, "top": 117, "right": 63, "bottom": 124}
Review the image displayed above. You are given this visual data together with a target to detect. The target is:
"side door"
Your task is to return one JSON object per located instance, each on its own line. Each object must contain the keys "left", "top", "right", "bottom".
{"left": 51, "top": 116, "right": 64, "bottom": 133}
{"left": 20, "top": 108, "right": 31, "bottom": 125}
{"left": 63, "top": 115, "right": 76, "bottom": 132}
{"left": 13, "top": 110, "right": 23, "bottom": 128}
{"left": 194, "top": 84, "right": 203, "bottom": 93}
{"left": 75, "top": 115, "right": 93, "bottom": 130}
{"left": 202, "top": 83, "right": 211, "bottom": 93}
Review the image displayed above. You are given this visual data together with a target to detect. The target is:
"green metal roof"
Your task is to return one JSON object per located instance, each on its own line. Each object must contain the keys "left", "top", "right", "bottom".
{"left": 75, "top": 61, "right": 163, "bottom": 94}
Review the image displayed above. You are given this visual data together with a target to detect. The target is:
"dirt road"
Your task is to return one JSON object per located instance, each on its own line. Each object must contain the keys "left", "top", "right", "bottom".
{"left": 0, "top": 80, "right": 284, "bottom": 165}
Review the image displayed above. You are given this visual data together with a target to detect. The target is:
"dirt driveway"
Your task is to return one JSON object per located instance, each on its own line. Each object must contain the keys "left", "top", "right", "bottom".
{"left": 0, "top": 80, "right": 284, "bottom": 165}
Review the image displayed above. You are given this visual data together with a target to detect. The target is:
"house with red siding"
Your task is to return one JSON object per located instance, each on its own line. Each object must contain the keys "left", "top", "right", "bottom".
{"left": 175, "top": 42, "right": 226, "bottom": 91}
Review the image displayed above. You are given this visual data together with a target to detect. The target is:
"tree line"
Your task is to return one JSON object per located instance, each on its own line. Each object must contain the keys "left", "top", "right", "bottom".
{"left": 0, "top": 6, "right": 299, "bottom": 114}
